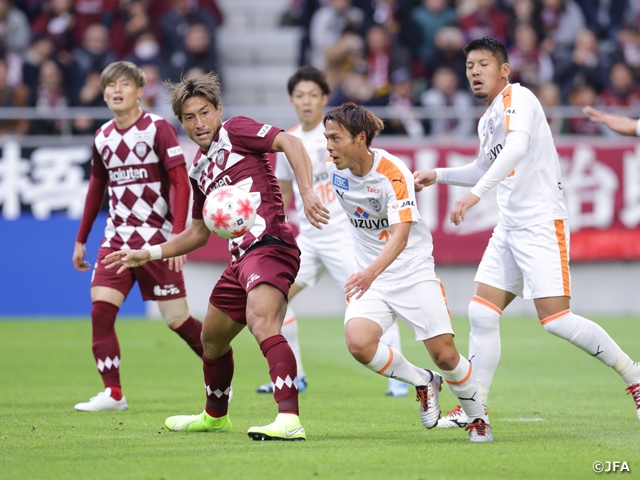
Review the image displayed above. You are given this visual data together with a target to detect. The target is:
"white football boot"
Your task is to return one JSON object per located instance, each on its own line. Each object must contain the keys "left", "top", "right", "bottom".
{"left": 415, "top": 370, "right": 442, "bottom": 429}
{"left": 74, "top": 387, "right": 128, "bottom": 412}
{"left": 465, "top": 418, "right": 493, "bottom": 442}
{"left": 437, "top": 404, "right": 469, "bottom": 428}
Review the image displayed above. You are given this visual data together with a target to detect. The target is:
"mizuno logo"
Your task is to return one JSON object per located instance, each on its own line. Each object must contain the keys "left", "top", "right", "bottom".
{"left": 285, "top": 426, "right": 304, "bottom": 437}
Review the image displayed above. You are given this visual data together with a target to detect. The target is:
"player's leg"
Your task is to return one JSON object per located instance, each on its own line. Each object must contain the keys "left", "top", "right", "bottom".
{"left": 157, "top": 297, "right": 204, "bottom": 357}
{"left": 380, "top": 321, "right": 409, "bottom": 397}
{"left": 165, "top": 302, "right": 244, "bottom": 432}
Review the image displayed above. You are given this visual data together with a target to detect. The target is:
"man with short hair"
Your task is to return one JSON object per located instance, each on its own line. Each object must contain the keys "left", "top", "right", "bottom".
{"left": 256, "top": 65, "right": 408, "bottom": 397}
{"left": 414, "top": 37, "right": 640, "bottom": 428}
{"left": 73, "top": 61, "right": 204, "bottom": 412}
{"left": 324, "top": 102, "right": 492, "bottom": 442}
{"left": 104, "top": 72, "right": 329, "bottom": 441}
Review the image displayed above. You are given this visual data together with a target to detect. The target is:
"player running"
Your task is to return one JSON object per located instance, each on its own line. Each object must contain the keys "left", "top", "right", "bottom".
{"left": 255, "top": 66, "right": 408, "bottom": 397}
{"left": 582, "top": 106, "right": 640, "bottom": 137}
{"left": 414, "top": 37, "right": 640, "bottom": 428}
{"left": 324, "top": 102, "right": 493, "bottom": 442}
{"left": 104, "top": 72, "right": 329, "bottom": 441}
{"left": 72, "top": 61, "right": 204, "bottom": 412}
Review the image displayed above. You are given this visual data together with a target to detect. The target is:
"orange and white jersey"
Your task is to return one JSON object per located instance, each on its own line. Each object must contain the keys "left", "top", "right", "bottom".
{"left": 478, "top": 83, "right": 567, "bottom": 230}
{"left": 275, "top": 122, "right": 349, "bottom": 237}
{"left": 326, "top": 148, "right": 435, "bottom": 285}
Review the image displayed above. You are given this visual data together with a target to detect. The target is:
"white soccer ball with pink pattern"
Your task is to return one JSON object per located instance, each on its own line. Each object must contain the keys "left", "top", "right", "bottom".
{"left": 203, "top": 186, "right": 256, "bottom": 239}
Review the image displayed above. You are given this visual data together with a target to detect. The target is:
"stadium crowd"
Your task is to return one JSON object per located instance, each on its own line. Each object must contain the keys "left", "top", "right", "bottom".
{"left": 1, "top": 0, "right": 639, "bottom": 136}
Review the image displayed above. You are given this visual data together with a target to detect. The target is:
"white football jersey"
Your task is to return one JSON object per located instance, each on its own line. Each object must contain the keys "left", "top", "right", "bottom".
{"left": 326, "top": 148, "right": 435, "bottom": 285}
{"left": 275, "top": 122, "right": 349, "bottom": 237}
{"left": 477, "top": 83, "right": 568, "bottom": 229}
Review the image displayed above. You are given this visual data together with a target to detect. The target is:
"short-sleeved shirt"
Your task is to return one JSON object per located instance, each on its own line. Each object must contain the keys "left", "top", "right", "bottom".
{"left": 92, "top": 112, "right": 186, "bottom": 250}
{"left": 275, "top": 122, "right": 349, "bottom": 237}
{"left": 477, "top": 83, "right": 568, "bottom": 229}
{"left": 189, "top": 116, "right": 296, "bottom": 261}
{"left": 326, "top": 148, "right": 435, "bottom": 285}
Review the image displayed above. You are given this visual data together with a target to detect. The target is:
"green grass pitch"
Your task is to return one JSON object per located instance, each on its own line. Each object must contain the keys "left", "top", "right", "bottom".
{"left": 1, "top": 316, "right": 639, "bottom": 479}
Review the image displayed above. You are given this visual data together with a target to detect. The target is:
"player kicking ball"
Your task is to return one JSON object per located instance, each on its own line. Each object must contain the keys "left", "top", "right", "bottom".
{"left": 72, "top": 61, "right": 204, "bottom": 412}
{"left": 104, "top": 72, "right": 329, "bottom": 441}
{"left": 414, "top": 37, "right": 640, "bottom": 428}
{"left": 256, "top": 66, "right": 408, "bottom": 397}
{"left": 324, "top": 102, "right": 492, "bottom": 442}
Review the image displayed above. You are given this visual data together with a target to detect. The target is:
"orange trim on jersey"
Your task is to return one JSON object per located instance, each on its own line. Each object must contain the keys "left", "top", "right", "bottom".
{"left": 437, "top": 275, "right": 452, "bottom": 321}
{"left": 540, "top": 309, "right": 571, "bottom": 326}
{"left": 282, "top": 315, "right": 297, "bottom": 326}
{"left": 286, "top": 125, "right": 300, "bottom": 133}
{"left": 502, "top": 85, "right": 512, "bottom": 131}
{"left": 326, "top": 156, "right": 333, "bottom": 163}
{"left": 376, "top": 345, "right": 394, "bottom": 374}
{"left": 376, "top": 156, "right": 413, "bottom": 222}
{"left": 554, "top": 219, "right": 571, "bottom": 297}
{"left": 445, "top": 364, "right": 473, "bottom": 385}
{"left": 399, "top": 209, "right": 413, "bottom": 222}
{"left": 471, "top": 295, "right": 503, "bottom": 315}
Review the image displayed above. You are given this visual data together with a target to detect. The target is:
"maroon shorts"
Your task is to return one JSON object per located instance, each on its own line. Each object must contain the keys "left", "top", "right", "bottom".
{"left": 210, "top": 243, "right": 300, "bottom": 324}
{"left": 92, "top": 246, "right": 187, "bottom": 301}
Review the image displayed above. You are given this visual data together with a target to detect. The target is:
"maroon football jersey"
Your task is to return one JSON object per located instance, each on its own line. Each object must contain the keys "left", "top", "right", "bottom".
{"left": 189, "top": 116, "right": 296, "bottom": 261}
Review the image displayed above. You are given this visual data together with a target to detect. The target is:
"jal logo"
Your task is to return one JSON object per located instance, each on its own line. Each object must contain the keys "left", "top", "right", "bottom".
{"left": 366, "top": 185, "right": 380, "bottom": 194}
{"left": 505, "top": 108, "right": 516, "bottom": 115}
{"left": 390, "top": 199, "right": 415, "bottom": 210}
{"left": 332, "top": 174, "right": 349, "bottom": 190}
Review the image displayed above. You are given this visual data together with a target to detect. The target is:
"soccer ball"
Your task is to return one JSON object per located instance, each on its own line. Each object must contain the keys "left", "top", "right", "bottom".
{"left": 203, "top": 185, "right": 256, "bottom": 239}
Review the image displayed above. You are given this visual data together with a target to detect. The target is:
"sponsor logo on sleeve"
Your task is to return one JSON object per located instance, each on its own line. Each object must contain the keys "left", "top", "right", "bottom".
{"left": 332, "top": 174, "right": 349, "bottom": 190}
{"left": 389, "top": 199, "right": 415, "bottom": 210}
{"left": 257, "top": 124, "right": 272, "bottom": 138}
{"left": 167, "top": 146, "right": 183, "bottom": 157}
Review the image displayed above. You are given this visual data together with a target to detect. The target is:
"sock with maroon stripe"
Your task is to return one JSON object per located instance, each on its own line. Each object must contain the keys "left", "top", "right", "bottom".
{"left": 260, "top": 335, "right": 299, "bottom": 415}
{"left": 173, "top": 316, "right": 204, "bottom": 357}
{"left": 441, "top": 356, "right": 485, "bottom": 420}
{"left": 203, "top": 348, "right": 234, "bottom": 418}
{"left": 91, "top": 301, "right": 121, "bottom": 389}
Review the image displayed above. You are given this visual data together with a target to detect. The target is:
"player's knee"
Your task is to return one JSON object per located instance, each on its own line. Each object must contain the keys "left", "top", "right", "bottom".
{"left": 345, "top": 334, "right": 375, "bottom": 364}
{"left": 430, "top": 347, "right": 459, "bottom": 371}
{"left": 469, "top": 301, "right": 500, "bottom": 329}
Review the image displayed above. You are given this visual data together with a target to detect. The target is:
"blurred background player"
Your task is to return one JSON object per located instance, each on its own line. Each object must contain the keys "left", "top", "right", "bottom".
{"left": 324, "top": 102, "right": 493, "bottom": 442}
{"left": 582, "top": 106, "right": 640, "bottom": 137}
{"left": 104, "top": 72, "right": 329, "bottom": 441}
{"left": 72, "top": 61, "right": 203, "bottom": 412}
{"left": 415, "top": 37, "right": 640, "bottom": 428}
{"left": 256, "top": 65, "right": 408, "bottom": 397}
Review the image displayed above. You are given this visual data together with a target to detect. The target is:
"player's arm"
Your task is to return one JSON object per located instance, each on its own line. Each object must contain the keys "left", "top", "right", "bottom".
{"left": 583, "top": 106, "right": 639, "bottom": 136}
{"left": 414, "top": 157, "right": 489, "bottom": 191}
{"left": 271, "top": 131, "right": 329, "bottom": 228}
{"left": 344, "top": 222, "right": 411, "bottom": 300}
{"left": 279, "top": 180, "right": 294, "bottom": 210}
{"left": 450, "top": 130, "right": 529, "bottom": 225}
{"left": 166, "top": 164, "right": 190, "bottom": 272}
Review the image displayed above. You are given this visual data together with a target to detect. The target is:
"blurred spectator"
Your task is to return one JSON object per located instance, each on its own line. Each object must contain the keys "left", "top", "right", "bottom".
{"left": 22, "top": 35, "right": 55, "bottom": 91}
{"left": 508, "top": 22, "right": 554, "bottom": 90}
{"left": 538, "top": 81, "right": 564, "bottom": 135}
{"left": 423, "top": 25, "right": 466, "bottom": 85}
{"left": 420, "top": 66, "right": 474, "bottom": 137}
{"left": 309, "top": 0, "right": 365, "bottom": 70}
{"left": 0, "top": 56, "right": 29, "bottom": 135}
{"left": 71, "top": 70, "right": 104, "bottom": 134}
{"left": 383, "top": 67, "right": 425, "bottom": 137}
{"left": 28, "top": 58, "right": 70, "bottom": 134}
{"left": 328, "top": 63, "right": 375, "bottom": 106}
{"left": 565, "top": 84, "right": 601, "bottom": 134}
{"left": 0, "top": 0, "right": 30, "bottom": 55}
{"left": 165, "top": 22, "right": 219, "bottom": 81}
{"left": 574, "top": 0, "right": 628, "bottom": 40}
{"left": 410, "top": 0, "right": 457, "bottom": 61}
{"left": 540, "top": 0, "right": 585, "bottom": 51}
{"left": 73, "top": 0, "right": 117, "bottom": 44}
{"left": 31, "top": 0, "right": 76, "bottom": 53}
{"left": 600, "top": 62, "right": 640, "bottom": 107}
{"left": 554, "top": 28, "right": 615, "bottom": 102}
{"left": 148, "top": 0, "right": 223, "bottom": 26}
{"left": 70, "top": 23, "right": 116, "bottom": 91}
{"left": 109, "top": 0, "right": 151, "bottom": 59}
{"left": 126, "top": 31, "right": 162, "bottom": 68}
{"left": 139, "top": 63, "right": 172, "bottom": 120}
{"left": 617, "top": 25, "right": 640, "bottom": 76}
{"left": 459, "top": 0, "right": 508, "bottom": 45}
{"left": 508, "top": 0, "right": 542, "bottom": 38}
{"left": 324, "top": 28, "right": 365, "bottom": 92}
{"left": 364, "top": 24, "right": 411, "bottom": 100}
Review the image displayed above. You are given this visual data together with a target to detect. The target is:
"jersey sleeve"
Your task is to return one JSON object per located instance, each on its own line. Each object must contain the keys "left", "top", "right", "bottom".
{"left": 90, "top": 143, "right": 108, "bottom": 179}
{"left": 190, "top": 176, "right": 206, "bottom": 220}
{"left": 154, "top": 119, "right": 186, "bottom": 171}
{"left": 226, "top": 116, "right": 283, "bottom": 154}
{"left": 378, "top": 158, "right": 418, "bottom": 225}
{"left": 503, "top": 85, "right": 536, "bottom": 135}
{"left": 274, "top": 151, "right": 295, "bottom": 181}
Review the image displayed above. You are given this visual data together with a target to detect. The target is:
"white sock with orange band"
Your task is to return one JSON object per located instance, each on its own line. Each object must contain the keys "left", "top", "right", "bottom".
{"left": 441, "top": 356, "right": 487, "bottom": 420}
{"left": 541, "top": 310, "right": 640, "bottom": 385}
{"left": 468, "top": 295, "right": 502, "bottom": 405}
{"left": 365, "top": 343, "right": 431, "bottom": 386}
{"left": 280, "top": 305, "right": 304, "bottom": 376}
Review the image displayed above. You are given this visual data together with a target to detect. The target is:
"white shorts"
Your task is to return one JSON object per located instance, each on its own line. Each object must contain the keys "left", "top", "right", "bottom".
{"left": 295, "top": 232, "right": 353, "bottom": 288}
{"left": 475, "top": 219, "right": 571, "bottom": 299}
{"left": 344, "top": 277, "right": 454, "bottom": 341}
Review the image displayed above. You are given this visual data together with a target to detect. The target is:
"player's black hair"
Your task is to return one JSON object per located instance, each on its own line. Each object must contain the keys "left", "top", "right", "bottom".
{"left": 287, "top": 66, "right": 331, "bottom": 96}
{"left": 323, "top": 102, "right": 384, "bottom": 148}
{"left": 463, "top": 37, "right": 509, "bottom": 65}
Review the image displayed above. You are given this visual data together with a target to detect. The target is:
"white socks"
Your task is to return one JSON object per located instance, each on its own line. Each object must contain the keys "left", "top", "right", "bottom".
{"left": 468, "top": 296, "right": 502, "bottom": 405}
{"left": 365, "top": 343, "right": 431, "bottom": 386}
{"left": 281, "top": 305, "right": 304, "bottom": 376}
{"left": 441, "top": 356, "right": 486, "bottom": 420}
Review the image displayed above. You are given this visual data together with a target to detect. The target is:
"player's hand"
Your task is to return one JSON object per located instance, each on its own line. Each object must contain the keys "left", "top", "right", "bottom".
{"left": 450, "top": 192, "right": 480, "bottom": 226}
{"left": 301, "top": 189, "right": 330, "bottom": 230}
{"left": 72, "top": 242, "right": 91, "bottom": 272}
{"left": 582, "top": 106, "right": 637, "bottom": 135}
{"left": 413, "top": 170, "right": 437, "bottom": 192}
{"left": 166, "top": 235, "right": 186, "bottom": 272}
{"left": 102, "top": 249, "right": 150, "bottom": 274}
{"left": 344, "top": 270, "right": 375, "bottom": 300}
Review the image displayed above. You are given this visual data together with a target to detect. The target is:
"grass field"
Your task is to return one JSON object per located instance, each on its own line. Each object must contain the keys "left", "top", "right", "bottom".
{"left": 1, "top": 316, "right": 639, "bottom": 480}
